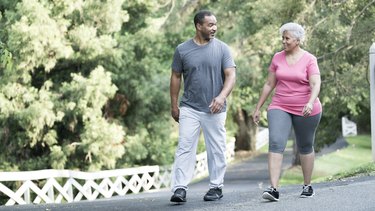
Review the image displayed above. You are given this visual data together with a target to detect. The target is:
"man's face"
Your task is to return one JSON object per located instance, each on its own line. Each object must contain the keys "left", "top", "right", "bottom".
{"left": 197, "top": 15, "right": 217, "bottom": 40}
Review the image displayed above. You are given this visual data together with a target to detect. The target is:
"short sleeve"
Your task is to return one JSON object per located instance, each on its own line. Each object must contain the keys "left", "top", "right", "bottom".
{"left": 171, "top": 48, "right": 182, "bottom": 72}
{"left": 307, "top": 56, "right": 320, "bottom": 76}
{"left": 268, "top": 55, "right": 277, "bottom": 72}
{"left": 221, "top": 44, "right": 236, "bottom": 69}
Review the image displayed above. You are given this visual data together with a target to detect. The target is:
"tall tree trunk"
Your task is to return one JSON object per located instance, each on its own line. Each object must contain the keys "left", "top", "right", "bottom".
{"left": 233, "top": 107, "right": 257, "bottom": 151}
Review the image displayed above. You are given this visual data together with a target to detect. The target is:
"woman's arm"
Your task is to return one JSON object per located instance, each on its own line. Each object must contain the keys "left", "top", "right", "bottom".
{"left": 302, "top": 74, "right": 321, "bottom": 117}
{"left": 252, "top": 72, "right": 277, "bottom": 124}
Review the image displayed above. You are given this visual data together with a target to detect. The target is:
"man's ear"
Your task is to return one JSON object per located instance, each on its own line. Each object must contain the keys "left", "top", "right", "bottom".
{"left": 196, "top": 23, "right": 202, "bottom": 30}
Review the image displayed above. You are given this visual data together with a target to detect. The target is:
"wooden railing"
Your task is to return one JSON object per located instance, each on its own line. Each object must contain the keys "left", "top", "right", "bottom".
{"left": 0, "top": 138, "right": 236, "bottom": 206}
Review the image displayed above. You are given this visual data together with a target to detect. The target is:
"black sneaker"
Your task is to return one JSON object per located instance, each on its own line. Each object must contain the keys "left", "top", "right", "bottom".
{"left": 300, "top": 185, "right": 314, "bottom": 198}
{"left": 170, "top": 188, "right": 187, "bottom": 203}
{"left": 203, "top": 187, "right": 223, "bottom": 201}
{"left": 262, "top": 187, "right": 279, "bottom": 202}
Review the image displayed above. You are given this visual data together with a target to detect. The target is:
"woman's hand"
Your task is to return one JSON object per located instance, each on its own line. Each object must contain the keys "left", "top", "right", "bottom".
{"left": 302, "top": 103, "right": 313, "bottom": 117}
{"left": 252, "top": 110, "right": 261, "bottom": 126}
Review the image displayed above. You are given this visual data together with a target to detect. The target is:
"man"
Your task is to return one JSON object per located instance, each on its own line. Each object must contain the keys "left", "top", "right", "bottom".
{"left": 169, "top": 10, "right": 236, "bottom": 203}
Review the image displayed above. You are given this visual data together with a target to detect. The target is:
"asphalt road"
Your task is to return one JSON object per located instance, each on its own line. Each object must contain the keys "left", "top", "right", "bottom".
{"left": 1, "top": 138, "right": 375, "bottom": 211}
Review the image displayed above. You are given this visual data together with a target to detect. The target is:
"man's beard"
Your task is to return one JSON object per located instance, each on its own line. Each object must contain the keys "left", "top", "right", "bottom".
{"left": 204, "top": 34, "right": 214, "bottom": 41}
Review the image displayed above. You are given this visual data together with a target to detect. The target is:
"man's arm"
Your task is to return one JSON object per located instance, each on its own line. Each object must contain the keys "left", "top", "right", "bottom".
{"left": 209, "top": 67, "right": 236, "bottom": 113}
{"left": 170, "top": 70, "right": 182, "bottom": 122}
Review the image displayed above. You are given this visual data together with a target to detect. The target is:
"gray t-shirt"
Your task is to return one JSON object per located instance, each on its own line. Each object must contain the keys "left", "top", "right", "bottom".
{"left": 171, "top": 38, "right": 236, "bottom": 113}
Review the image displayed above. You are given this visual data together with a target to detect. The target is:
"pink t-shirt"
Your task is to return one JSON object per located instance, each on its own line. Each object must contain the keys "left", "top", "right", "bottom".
{"left": 268, "top": 50, "right": 322, "bottom": 116}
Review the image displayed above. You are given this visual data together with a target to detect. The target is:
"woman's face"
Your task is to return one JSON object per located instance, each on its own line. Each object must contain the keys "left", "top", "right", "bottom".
{"left": 282, "top": 31, "right": 299, "bottom": 52}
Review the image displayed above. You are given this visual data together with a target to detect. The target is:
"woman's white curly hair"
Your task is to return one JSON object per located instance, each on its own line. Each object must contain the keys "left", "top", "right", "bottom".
{"left": 279, "top": 22, "right": 305, "bottom": 44}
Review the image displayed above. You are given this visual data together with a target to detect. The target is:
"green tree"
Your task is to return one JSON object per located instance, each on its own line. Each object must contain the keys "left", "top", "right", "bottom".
{"left": 1, "top": 0, "right": 372, "bottom": 172}
{"left": 0, "top": 0, "right": 180, "bottom": 171}
{"left": 302, "top": 0, "right": 374, "bottom": 147}
{"left": 166, "top": 0, "right": 373, "bottom": 156}
{"left": 0, "top": 0, "right": 129, "bottom": 171}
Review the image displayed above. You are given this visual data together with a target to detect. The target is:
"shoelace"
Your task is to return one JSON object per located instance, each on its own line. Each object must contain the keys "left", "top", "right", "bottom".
{"left": 207, "top": 188, "right": 221, "bottom": 194}
{"left": 268, "top": 187, "right": 277, "bottom": 192}
{"left": 302, "top": 185, "right": 310, "bottom": 192}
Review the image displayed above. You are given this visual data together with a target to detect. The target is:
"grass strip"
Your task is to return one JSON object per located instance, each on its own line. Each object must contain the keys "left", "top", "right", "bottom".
{"left": 280, "top": 135, "right": 373, "bottom": 185}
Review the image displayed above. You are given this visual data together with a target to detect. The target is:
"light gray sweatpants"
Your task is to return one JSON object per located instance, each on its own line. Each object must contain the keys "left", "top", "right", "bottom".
{"left": 171, "top": 106, "right": 227, "bottom": 192}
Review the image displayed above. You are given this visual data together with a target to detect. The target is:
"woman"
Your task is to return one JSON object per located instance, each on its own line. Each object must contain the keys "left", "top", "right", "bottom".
{"left": 252, "top": 22, "right": 322, "bottom": 202}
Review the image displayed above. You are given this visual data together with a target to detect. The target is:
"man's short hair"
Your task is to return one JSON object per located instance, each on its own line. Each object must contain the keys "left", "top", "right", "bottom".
{"left": 194, "top": 10, "right": 214, "bottom": 28}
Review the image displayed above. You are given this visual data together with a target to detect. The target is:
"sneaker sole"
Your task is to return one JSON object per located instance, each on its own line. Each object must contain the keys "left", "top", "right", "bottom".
{"left": 170, "top": 196, "right": 186, "bottom": 203}
{"left": 300, "top": 193, "right": 315, "bottom": 198}
{"left": 262, "top": 192, "right": 279, "bottom": 202}
{"left": 203, "top": 195, "right": 223, "bottom": 201}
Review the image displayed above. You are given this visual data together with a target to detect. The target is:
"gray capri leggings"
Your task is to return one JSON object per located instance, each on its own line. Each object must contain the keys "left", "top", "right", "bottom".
{"left": 267, "top": 109, "right": 322, "bottom": 154}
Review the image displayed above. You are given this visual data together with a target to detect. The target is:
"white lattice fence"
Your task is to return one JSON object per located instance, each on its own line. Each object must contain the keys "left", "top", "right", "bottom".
{"left": 0, "top": 138, "right": 235, "bottom": 206}
{"left": 342, "top": 116, "right": 357, "bottom": 137}
{"left": 255, "top": 127, "right": 269, "bottom": 150}
{"left": 0, "top": 166, "right": 161, "bottom": 206}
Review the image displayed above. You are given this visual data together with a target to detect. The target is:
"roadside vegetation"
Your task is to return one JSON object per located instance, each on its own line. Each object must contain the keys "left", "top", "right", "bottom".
{"left": 280, "top": 135, "right": 375, "bottom": 185}
{"left": 0, "top": 1, "right": 373, "bottom": 172}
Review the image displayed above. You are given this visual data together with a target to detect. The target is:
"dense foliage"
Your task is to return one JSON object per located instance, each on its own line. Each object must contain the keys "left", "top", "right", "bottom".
{"left": 0, "top": 0, "right": 176, "bottom": 171}
{"left": 193, "top": 0, "right": 374, "bottom": 150}
{"left": 0, "top": 0, "right": 373, "bottom": 171}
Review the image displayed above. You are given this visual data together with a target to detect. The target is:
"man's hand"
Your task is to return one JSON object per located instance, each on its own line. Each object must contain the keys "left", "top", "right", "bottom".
{"left": 209, "top": 95, "right": 226, "bottom": 113}
{"left": 171, "top": 107, "right": 180, "bottom": 122}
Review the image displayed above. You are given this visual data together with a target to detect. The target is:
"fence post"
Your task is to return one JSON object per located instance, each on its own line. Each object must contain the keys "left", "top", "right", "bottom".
{"left": 370, "top": 43, "right": 375, "bottom": 162}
